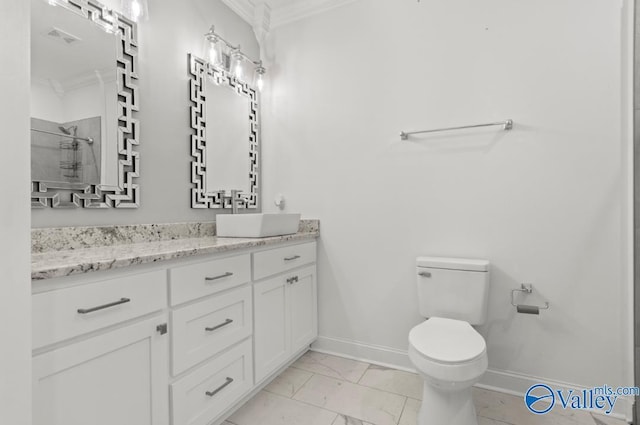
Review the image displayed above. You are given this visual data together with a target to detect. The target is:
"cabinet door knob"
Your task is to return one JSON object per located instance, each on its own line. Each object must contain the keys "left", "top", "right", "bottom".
{"left": 205, "top": 377, "right": 234, "bottom": 397}
{"left": 77, "top": 297, "right": 131, "bottom": 314}
{"left": 205, "top": 272, "right": 233, "bottom": 281}
{"left": 205, "top": 318, "right": 233, "bottom": 332}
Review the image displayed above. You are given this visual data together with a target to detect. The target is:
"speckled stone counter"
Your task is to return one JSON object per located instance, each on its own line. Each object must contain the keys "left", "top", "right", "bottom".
{"left": 32, "top": 220, "right": 319, "bottom": 281}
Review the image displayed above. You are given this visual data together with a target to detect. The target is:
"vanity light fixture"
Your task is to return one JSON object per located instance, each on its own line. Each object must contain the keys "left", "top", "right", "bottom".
{"left": 121, "top": 0, "right": 148, "bottom": 22}
{"left": 204, "top": 25, "right": 266, "bottom": 90}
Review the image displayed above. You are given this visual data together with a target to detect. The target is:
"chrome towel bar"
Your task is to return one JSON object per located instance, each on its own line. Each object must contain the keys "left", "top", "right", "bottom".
{"left": 400, "top": 119, "right": 513, "bottom": 140}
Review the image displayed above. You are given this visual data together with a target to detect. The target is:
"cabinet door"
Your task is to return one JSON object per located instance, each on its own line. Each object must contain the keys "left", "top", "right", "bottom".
{"left": 289, "top": 265, "right": 317, "bottom": 353}
{"left": 253, "top": 275, "right": 289, "bottom": 383}
{"left": 33, "top": 316, "right": 169, "bottom": 425}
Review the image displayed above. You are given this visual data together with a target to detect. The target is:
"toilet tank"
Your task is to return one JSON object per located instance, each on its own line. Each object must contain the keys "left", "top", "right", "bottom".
{"left": 416, "top": 257, "right": 490, "bottom": 325}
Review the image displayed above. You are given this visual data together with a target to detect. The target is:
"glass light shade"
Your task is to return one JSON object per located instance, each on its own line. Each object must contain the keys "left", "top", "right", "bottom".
{"left": 231, "top": 52, "right": 244, "bottom": 80}
{"left": 254, "top": 66, "right": 266, "bottom": 91}
{"left": 208, "top": 38, "right": 221, "bottom": 66}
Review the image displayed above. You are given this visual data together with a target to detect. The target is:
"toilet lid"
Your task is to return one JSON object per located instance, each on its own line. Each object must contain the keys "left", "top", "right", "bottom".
{"left": 409, "top": 317, "right": 486, "bottom": 364}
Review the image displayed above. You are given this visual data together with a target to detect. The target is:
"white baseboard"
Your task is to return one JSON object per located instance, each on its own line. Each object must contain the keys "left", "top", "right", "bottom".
{"left": 312, "top": 335, "right": 415, "bottom": 372}
{"left": 311, "top": 336, "right": 632, "bottom": 422}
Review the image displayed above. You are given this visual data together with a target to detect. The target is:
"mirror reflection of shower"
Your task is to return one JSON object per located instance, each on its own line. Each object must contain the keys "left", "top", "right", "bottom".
{"left": 30, "top": 117, "right": 102, "bottom": 185}
{"left": 57, "top": 125, "right": 99, "bottom": 181}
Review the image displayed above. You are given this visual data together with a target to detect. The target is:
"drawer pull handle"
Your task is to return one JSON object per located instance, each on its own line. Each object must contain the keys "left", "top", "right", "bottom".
{"left": 205, "top": 377, "right": 234, "bottom": 397}
{"left": 205, "top": 318, "right": 233, "bottom": 332}
{"left": 284, "top": 255, "right": 301, "bottom": 261}
{"left": 286, "top": 276, "right": 299, "bottom": 284}
{"left": 205, "top": 272, "right": 233, "bottom": 281}
{"left": 77, "top": 298, "right": 131, "bottom": 314}
{"left": 418, "top": 271, "right": 432, "bottom": 278}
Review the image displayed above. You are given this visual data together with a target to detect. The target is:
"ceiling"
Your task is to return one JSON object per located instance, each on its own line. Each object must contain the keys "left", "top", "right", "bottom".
{"left": 221, "top": 0, "right": 357, "bottom": 30}
{"left": 31, "top": 0, "right": 117, "bottom": 92}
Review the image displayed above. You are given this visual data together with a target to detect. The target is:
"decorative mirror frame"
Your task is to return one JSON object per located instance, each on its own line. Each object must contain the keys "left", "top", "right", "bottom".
{"left": 31, "top": 0, "right": 140, "bottom": 209}
{"left": 188, "top": 54, "right": 259, "bottom": 209}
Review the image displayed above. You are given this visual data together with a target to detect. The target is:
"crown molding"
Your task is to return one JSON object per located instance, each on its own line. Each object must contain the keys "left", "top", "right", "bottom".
{"left": 222, "top": 0, "right": 357, "bottom": 30}
{"left": 221, "top": 0, "right": 254, "bottom": 24}
{"left": 271, "top": 0, "right": 357, "bottom": 28}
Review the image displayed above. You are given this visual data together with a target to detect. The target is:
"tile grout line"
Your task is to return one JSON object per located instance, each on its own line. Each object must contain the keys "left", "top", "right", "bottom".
{"left": 355, "top": 380, "right": 421, "bottom": 401}
{"left": 296, "top": 352, "right": 372, "bottom": 384}
{"left": 357, "top": 363, "right": 375, "bottom": 385}
{"left": 248, "top": 389, "right": 340, "bottom": 425}
{"left": 353, "top": 362, "right": 373, "bottom": 384}
{"left": 299, "top": 370, "right": 418, "bottom": 402}
{"left": 286, "top": 381, "right": 387, "bottom": 425}
{"left": 355, "top": 363, "right": 422, "bottom": 400}
{"left": 288, "top": 392, "right": 357, "bottom": 423}
{"left": 396, "top": 396, "right": 409, "bottom": 425}
{"left": 290, "top": 370, "right": 316, "bottom": 400}
{"left": 289, "top": 375, "right": 408, "bottom": 425}
{"left": 476, "top": 414, "right": 515, "bottom": 425}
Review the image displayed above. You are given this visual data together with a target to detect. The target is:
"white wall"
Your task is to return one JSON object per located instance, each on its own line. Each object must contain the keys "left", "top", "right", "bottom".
{"left": 262, "top": 0, "right": 632, "bottom": 407}
{"left": 31, "top": 79, "right": 65, "bottom": 123}
{"left": 0, "top": 0, "right": 32, "bottom": 424}
{"left": 32, "top": 0, "right": 260, "bottom": 227}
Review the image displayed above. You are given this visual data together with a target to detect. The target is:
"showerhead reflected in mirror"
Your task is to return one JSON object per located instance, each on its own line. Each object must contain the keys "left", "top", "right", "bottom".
{"left": 30, "top": 0, "right": 140, "bottom": 209}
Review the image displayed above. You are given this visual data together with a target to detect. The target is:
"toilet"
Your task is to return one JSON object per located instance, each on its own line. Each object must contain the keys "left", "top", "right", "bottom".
{"left": 408, "top": 257, "right": 490, "bottom": 425}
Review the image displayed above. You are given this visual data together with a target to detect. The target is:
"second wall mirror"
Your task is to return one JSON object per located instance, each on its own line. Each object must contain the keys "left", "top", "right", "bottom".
{"left": 189, "top": 53, "right": 259, "bottom": 209}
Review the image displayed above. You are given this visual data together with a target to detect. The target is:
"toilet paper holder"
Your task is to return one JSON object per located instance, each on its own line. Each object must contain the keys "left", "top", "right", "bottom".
{"left": 511, "top": 284, "right": 549, "bottom": 315}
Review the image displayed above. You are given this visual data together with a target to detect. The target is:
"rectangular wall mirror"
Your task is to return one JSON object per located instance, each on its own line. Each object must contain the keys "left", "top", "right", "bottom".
{"left": 30, "top": 0, "right": 140, "bottom": 208}
{"left": 189, "top": 54, "right": 259, "bottom": 209}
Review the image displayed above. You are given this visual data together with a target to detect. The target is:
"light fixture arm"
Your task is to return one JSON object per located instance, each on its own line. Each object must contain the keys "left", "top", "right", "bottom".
{"left": 205, "top": 25, "right": 262, "bottom": 66}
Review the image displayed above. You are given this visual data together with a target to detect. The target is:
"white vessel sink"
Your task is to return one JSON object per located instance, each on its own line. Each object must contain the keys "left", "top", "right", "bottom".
{"left": 216, "top": 213, "right": 301, "bottom": 238}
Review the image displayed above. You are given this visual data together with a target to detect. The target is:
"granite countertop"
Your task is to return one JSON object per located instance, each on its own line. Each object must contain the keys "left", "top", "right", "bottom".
{"left": 32, "top": 220, "right": 319, "bottom": 281}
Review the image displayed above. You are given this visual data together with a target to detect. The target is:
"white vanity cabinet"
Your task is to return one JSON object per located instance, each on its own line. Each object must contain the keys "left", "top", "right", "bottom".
{"left": 253, "top": 243, "right": 317, "bottom": 384}
{"left": 32, "top": 238, "right": 318, "bottom": 425}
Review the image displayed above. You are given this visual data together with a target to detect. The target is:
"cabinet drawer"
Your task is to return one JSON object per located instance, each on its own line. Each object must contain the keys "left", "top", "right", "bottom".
{"left": 169, "top": 254, "right": 250, "bottom": 306}
{"left": 171, "top": 339, "right": 253, "bottom": 425}
{"left": 33, "top": 270, "right": 167, "bottom": 349}
{"left": 253, "top": 242, "right": 316, "bottom": 281}
{"left": 171, "top": 286, "right": 252, "bottom": 375}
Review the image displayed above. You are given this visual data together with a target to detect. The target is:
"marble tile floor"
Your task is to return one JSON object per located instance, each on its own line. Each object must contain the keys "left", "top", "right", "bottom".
{"left": 224, "top": 351, "right": 628, "bottom": 425}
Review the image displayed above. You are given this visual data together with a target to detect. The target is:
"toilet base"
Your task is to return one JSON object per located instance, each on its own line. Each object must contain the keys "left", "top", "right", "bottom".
{"left": 417, "top": 381, "right": 478, "bottom": 425}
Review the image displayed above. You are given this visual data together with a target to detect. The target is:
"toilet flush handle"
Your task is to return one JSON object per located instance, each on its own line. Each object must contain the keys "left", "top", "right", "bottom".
{"left": 418, "top": 271, "right": 431, "bottom": 278}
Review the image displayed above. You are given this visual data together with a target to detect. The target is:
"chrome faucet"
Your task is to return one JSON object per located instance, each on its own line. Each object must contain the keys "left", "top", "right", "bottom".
{"left": 219, "top": 189, "right": 246, "bottom": 214}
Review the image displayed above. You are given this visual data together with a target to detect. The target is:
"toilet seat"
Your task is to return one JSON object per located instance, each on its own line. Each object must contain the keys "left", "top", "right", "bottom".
{"left": 408, "top": 317, "right": 488, "bottom": 387}
{"left": 409, "top": 317, "right": 486, "bottom": 364}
